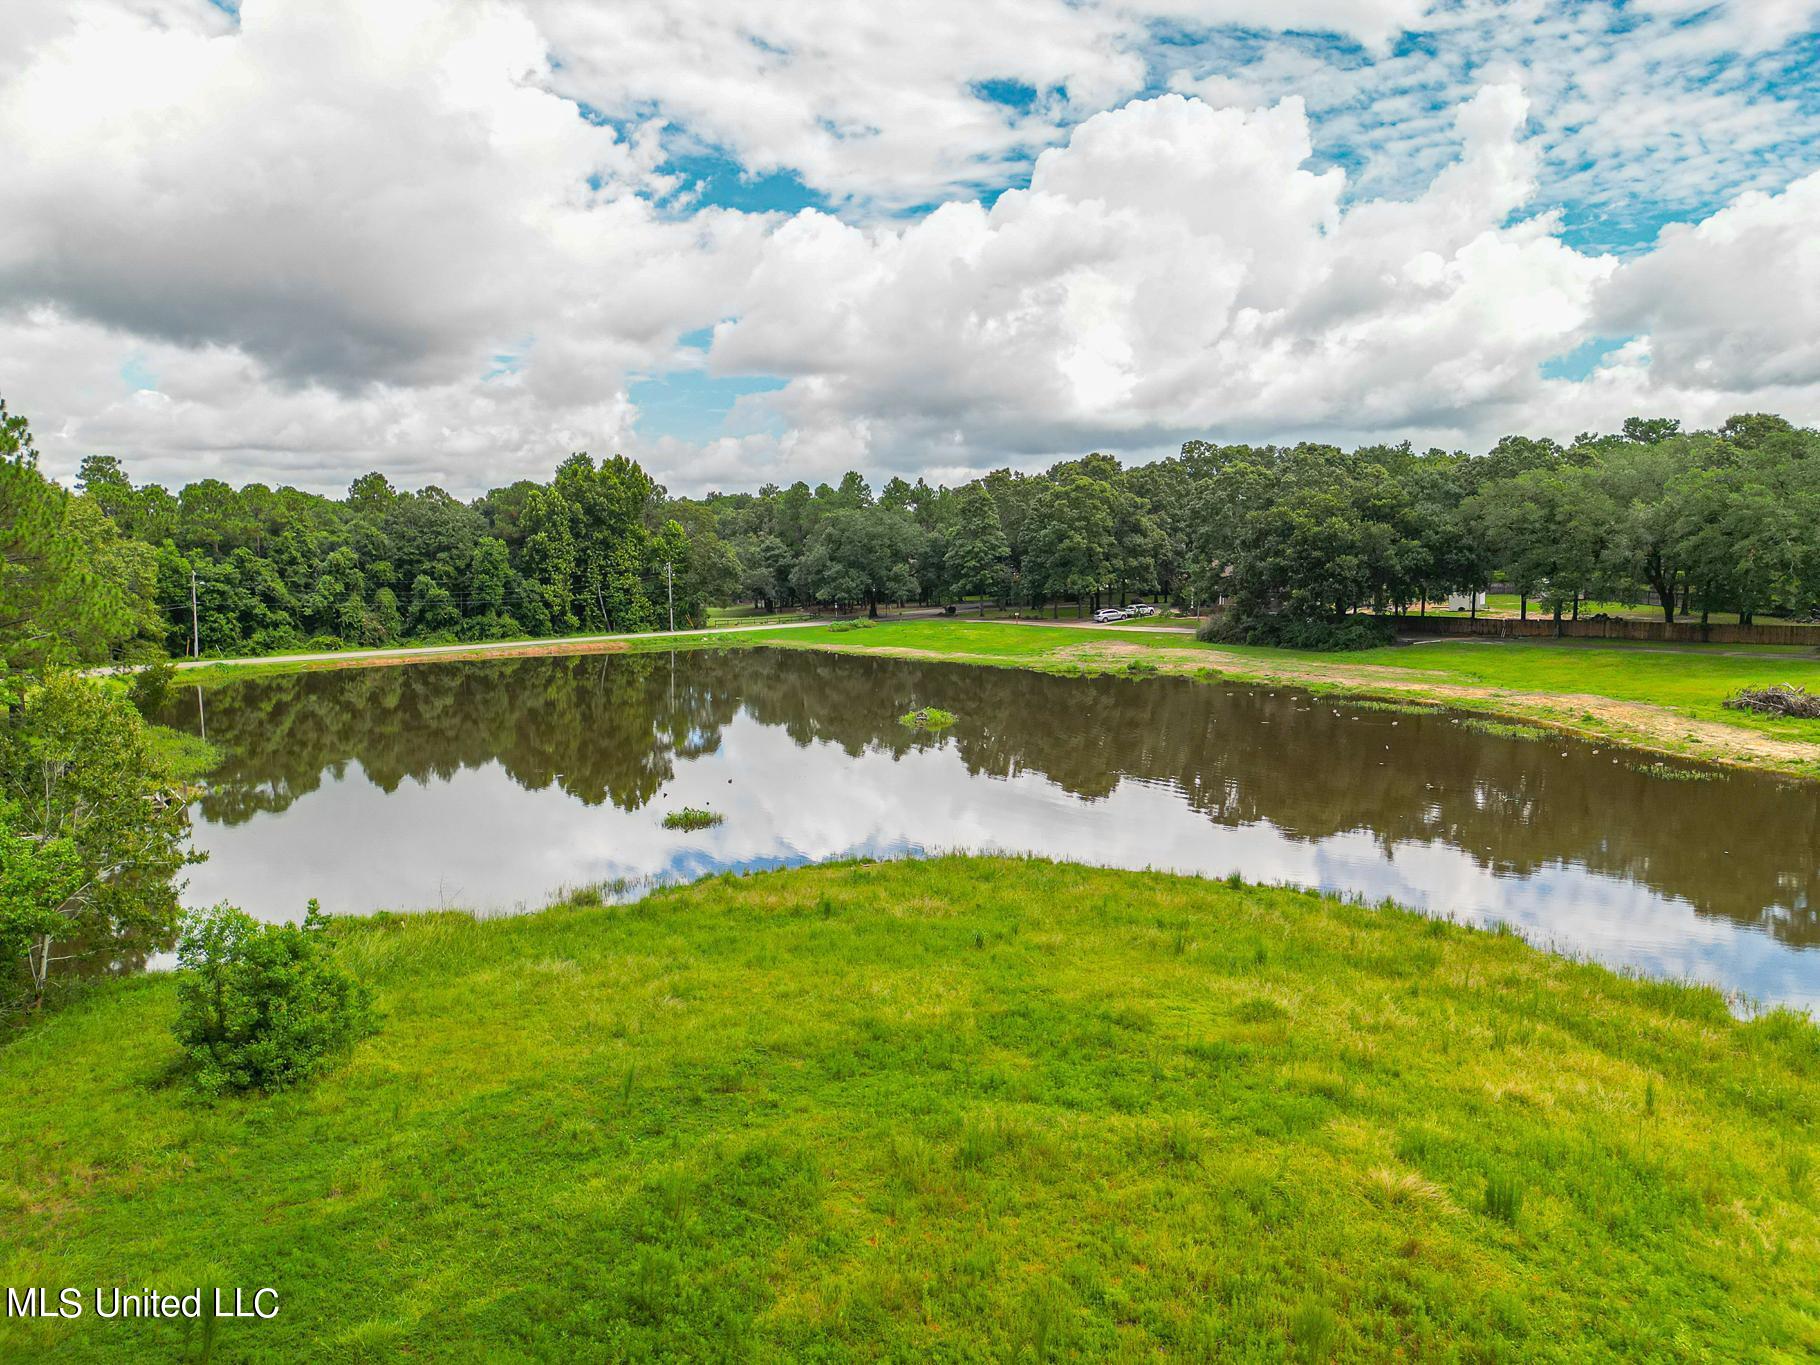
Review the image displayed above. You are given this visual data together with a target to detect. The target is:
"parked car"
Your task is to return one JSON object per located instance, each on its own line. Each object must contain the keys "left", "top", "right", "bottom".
{"left": 1127, "top": 603, "right": 1157, "bottom": 616}
{"left": 1093, "top": 607, "right": 1129, "bottom": 623}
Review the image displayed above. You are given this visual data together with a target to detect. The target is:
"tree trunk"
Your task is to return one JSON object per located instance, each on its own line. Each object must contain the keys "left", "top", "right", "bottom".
{"left": 867, "top": 596, "right": 879, "bottom": 619}
{"left": 1520, "top": 594, "right": 1528, "bottom": 621}
{"left": 31, "top": 934, "right": 52, "bottom": 1006}
{"left": 1552, "top": 600, "right": 1564, "bottom": 638}
{"left": 1572, "top": 592, "right": 1580, "bottom": 622}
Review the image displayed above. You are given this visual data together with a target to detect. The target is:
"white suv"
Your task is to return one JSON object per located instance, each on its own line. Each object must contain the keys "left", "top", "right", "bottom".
{"left": 1127, "top": 603, "right": 1157, "bottom": 616}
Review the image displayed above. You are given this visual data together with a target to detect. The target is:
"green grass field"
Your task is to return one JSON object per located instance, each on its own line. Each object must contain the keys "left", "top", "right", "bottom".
{"left": 1357, "top": 637, "right": 1820, "bottom": 729}
{"left": 1430, "top": 594, "right": 1806, "bottom": 626}
{"left": 3, "top": 858, "right": 1815, "bottom": 1360}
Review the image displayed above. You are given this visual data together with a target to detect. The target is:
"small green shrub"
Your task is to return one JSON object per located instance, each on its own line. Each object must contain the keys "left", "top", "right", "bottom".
{"left": 1197, "top": 613, "right": 1394, "bottom": 651}
{"left": 662, "top": 807, "right": 724, "bottom": 831}
{"left": 1123, "top": 659, "right": 1158, "bottom": 677}
{"left": 899, "top": 707, "right": 957, "bottom": 731}
{"left": 146, "top": 726, "right": 221, "bottom": 782}
{"left": 173, "top": 901, "right": 375, "bottom": 1098}
{"left": 128, "top": 659, "right": 177, "bottom": 716}
{"left": 827, "top": 618, "right": 876, "bottom": 633}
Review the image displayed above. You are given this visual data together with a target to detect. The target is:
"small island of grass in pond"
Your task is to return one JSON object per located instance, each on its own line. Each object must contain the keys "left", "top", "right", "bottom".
{"left": 661, "top": 807, "right": 724, "bottom": 831}
{"left": 899, "top": 706, "right": 957, "bottom": 731}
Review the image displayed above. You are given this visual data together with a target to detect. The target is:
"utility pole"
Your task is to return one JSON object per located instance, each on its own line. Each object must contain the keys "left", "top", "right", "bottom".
{"left": 190, "top": 566, "right": 200, "bottom": 658}
{"left": 665, "top": 560, "right": 675, "bottom": 634}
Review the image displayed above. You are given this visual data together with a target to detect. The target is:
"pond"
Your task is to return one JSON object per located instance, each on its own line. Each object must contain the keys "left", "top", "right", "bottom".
{"left": 162, "top": 647, "right": 1820, "bottom": 1010}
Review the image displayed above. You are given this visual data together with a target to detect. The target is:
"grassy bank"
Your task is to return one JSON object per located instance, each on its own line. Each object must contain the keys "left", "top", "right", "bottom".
{"left": 169, "top": 616, "right": 1820, "bottom": 778}
{"left": 3, "top": 858, "right": 1817, "bottom": 1360}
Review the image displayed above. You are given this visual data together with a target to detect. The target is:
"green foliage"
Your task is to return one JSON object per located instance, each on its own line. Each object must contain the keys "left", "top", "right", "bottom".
{"left": 147, "top": 727, "right": 221, "bottom": 783}
{"left": 0, "top": 400, "right": 142, "bottom": 702}
{"left": 128, "top": 660, "right": 178, "bottom": 717}
{"left": 791, "top": 507, "right": 922, "bottom": 617}
{"left": 0, "top": 797, "right": 83, "bottom": 1003}
{"left": 1, "top": 673, "right": 196, "bottom": 1001}
{"left": 172, "top": 901, "right": 375, "bottom": 1098}
{"left": 1198, "top": 612, "right": 1394, "bottom": 651}
{"left": 661, "top": 807, "right": 724, "bottom": 831}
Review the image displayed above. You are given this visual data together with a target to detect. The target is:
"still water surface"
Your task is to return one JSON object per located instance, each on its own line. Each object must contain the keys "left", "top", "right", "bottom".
{"left": 166, "top": 648, "right": 1820, "bottom": 1009}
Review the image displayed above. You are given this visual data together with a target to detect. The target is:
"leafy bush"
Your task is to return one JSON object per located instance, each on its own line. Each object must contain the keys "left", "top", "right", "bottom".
{"left": 827, "top": 618, "right": 876, "bottom": 633}
{"left": 173, "top": 901, "right": 375, "bottom": 1098}
{"left": 127, "top": 659, "right": 177, "bottom": 716}
{"left": 1196, "top": 613, "right": 1394, "bottom": 651}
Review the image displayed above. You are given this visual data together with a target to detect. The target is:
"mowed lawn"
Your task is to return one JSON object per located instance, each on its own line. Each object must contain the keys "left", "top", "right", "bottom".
{"left": 3, "top": 858, "right": 1816, "bottom": 1361}
{"left": 1342, "top": 638, "right": 1820, "bottom": 734}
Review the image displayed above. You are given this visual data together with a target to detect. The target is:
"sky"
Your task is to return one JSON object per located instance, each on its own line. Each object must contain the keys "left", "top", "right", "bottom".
{"left": 2, "top": 0, "right": 1817, "bottom": 497}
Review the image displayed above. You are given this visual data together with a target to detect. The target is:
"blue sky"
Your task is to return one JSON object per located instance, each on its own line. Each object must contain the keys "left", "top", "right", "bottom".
{"left": 615, "top": 1, "right": 1820, "bottom": 446}
{"left": 5, "top": 0, "right": 1817, "bottom": 493}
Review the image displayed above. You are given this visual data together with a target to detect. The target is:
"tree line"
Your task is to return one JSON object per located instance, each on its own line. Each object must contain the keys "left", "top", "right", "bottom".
{"left": 706, "top": 413, "right": 1820, "bottom": 641}
{"left": 8, "top": 399, "right": 1820, "bottom": 672}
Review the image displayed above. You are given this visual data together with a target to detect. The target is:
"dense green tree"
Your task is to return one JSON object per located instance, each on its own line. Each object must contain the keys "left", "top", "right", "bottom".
{"left": 942, "top": 485, "right": 1012, "bottom": 610}
{"left": 792, "top": 508, "right": 922, "bottom": 616}
{"left": 1, "top": 673, "right": 197, "bottom": 1001}
{"left": 1, "top": 401, "right": 140, "bottom": 702}
{"left": 1024, "top": 477, "right": 1116, "bottom": 609}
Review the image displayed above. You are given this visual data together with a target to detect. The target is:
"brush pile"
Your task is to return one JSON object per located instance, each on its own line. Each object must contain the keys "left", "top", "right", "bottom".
{"left": 1724, "top": 684, "right": 1820, "bottom": 719}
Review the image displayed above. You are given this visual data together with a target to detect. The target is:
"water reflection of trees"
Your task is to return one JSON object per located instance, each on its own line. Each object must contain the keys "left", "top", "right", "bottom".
{"left": 172, "top": 648, "right": 1820, "bottom": 947}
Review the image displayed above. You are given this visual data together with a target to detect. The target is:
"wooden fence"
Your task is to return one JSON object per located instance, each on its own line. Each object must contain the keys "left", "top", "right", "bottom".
{"left": 1390, "top": 615, "right": 1820, "bottom": 647}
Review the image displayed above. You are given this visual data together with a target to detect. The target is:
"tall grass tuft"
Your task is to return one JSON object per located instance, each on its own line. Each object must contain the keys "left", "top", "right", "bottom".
{"left": 1289, "top": 1299, "right": 1339, "bottom": 1363}
{"left": 1482, "top": 1170, "right": 1523, "bottom": 1225}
